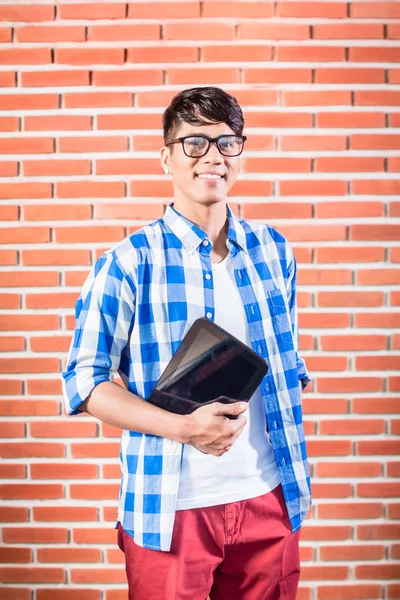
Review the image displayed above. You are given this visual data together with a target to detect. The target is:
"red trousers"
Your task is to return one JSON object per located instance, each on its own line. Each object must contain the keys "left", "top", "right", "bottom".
{"left": 117, "top": 483, "right": 301, "bottom": 600}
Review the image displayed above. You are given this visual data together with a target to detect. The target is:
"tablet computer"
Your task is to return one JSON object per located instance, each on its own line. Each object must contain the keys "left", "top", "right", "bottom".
{"left": 147, "top": 317, "right": 268, "bottom": 414}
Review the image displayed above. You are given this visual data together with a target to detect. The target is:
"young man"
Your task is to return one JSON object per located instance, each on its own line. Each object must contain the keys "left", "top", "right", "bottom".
{"left": 62, "top": 86, "right": 312, "bottom": 600}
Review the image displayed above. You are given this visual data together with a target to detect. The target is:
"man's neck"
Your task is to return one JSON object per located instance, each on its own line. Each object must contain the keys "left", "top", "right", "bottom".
{"left": 173, "top": 201, "right": 228, "bottom": 250}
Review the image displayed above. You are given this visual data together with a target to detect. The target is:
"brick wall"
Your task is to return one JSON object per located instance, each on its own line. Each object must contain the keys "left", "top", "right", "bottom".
{"left": 0, "top": 1, "right": 399, "bottom": 599}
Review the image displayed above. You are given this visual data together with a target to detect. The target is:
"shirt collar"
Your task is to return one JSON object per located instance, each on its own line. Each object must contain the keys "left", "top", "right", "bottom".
{"left": 162, "top": 202, "right": 247, "bottom": 254}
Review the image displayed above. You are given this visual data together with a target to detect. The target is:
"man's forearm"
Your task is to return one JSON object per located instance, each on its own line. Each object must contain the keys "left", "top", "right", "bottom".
{"left": 80, "top": 381, "right": 188, "bottom": 444}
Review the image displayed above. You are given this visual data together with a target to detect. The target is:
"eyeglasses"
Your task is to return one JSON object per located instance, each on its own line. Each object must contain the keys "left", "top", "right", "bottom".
{"left": 166, "top": 134, "right": 247, "bottom": 158}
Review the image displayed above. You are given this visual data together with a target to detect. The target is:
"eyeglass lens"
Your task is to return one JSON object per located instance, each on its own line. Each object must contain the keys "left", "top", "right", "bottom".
{"left": 183, "top": 136, "right": 244, "bottom": 157}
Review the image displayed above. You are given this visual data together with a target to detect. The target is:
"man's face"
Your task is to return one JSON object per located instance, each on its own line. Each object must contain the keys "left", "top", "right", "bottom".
{"left": 160, "top": 121, "right": 242, "bottom": 209}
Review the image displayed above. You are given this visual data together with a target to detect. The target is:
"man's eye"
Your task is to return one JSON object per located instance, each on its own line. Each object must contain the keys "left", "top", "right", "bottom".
{"left": 187, "top": 137, "right": 206, "bottom": 147}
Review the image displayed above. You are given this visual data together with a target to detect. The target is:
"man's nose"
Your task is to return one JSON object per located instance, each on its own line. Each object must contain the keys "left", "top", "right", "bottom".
{"left": 203, "top": 142, "right": 223, "bottom": 161}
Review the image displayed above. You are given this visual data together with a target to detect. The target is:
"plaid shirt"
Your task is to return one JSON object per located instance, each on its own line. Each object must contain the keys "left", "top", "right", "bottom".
{"left": 62, "top": 203, "right": 312, "bottom": 552}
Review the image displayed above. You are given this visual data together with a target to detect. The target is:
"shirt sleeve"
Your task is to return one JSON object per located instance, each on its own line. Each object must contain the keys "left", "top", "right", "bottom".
{"left": 61, "top": 252, "right": 136, "bottom": 415}
{"left": 286, "top": 250, "right": 312, "bottom": 391}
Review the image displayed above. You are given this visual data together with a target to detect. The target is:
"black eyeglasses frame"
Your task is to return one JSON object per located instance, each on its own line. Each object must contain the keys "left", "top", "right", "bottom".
{"left": 165, "top": 134, "right": 247, "bottom": 158}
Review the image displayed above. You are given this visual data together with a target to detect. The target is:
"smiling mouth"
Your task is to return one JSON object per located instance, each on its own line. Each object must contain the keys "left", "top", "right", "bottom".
{"left": 196, "top": 174, "right": 225, "bottom": 180}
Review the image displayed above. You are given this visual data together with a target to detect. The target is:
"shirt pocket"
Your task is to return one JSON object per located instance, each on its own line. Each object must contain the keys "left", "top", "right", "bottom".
{"left": 267, "top": 289, "right": 294, "bottom": 347}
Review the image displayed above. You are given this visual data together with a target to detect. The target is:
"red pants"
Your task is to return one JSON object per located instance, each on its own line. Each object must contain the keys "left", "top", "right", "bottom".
{"left": 117, "top": 483, "right": 301, "bottom": 600}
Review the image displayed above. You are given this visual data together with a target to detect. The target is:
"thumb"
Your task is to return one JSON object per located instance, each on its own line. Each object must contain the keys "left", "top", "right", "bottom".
{"left": 213, "top": 400, "right": 248, "bottom": 416}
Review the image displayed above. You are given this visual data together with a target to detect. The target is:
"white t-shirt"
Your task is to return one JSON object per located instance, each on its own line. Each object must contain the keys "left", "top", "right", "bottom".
{"left": 176, "top": 251, "right": 280, "bottom": 510}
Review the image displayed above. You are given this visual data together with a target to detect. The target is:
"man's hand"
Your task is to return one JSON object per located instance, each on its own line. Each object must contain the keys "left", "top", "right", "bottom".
{"left": 183, "top": 399, "right": 248, "bottom": 457}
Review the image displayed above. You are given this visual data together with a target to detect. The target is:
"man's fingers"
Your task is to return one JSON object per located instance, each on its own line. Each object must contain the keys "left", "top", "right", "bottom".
{"left": 213, "top": 400, "right": 248, "bottom": 416}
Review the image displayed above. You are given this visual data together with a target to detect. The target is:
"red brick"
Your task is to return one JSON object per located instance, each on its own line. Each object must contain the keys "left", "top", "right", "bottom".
{"left": 318, "top": 378, "right": 383, "bottom": 393}
{"left": 244, "top": 157, "right": 310, "bottom": 173}
{"left": 26, "top": 379, "right": 62, "bottom": 395}
{"left": 0, "top": 94, "right": 58, "bottom": 112}
{"left": 0, "top": 5, "right": 55, "bottom": 20}
{"left": 355, "top": 564, "right": 400, "bottom": 579}
{"left": 30, "top": 336, "right": 71, "bottom": 352}
{"left": 55, "top": 49, "right": 124, "bottom": 65}
{"left": 321, "top": 335, "right": 387, "bottom": 351}
{"left": 0, "top": 336, "right": 25, "bottom": 352}
{"left": 356, "top": 90, "right": 400, "bottom": 105}
{"left": 299, "top": 313, "right": 350, "bottom": 329}
{"left": 0, "top": 251, "right": 18, "bottom": 265}
{"left": 0, "top": 506, "right": 28, "bottom": 522}
{"left": 320, "top": 544, "right": 384, "bottom": 561}
{"left": 311, "top": 483, "right": 351, "bottom": 498}
{"left": 388, "top": 25, "right": 400, "bottom": 40}
{"left": 37, "top": 591, "right": 100, "bottom": 600}
{"left": 59, "top": 136, "right": 127, "bottom": 153}
{"left": 303, "top": 398, "right": 349, "bottom": 415}
{"left": 317, "top": 112, "right": 386, "bottom": 128}
{"left": 350, "top": 48, "right": 400, "bottom": 63}
{"left": 0, "top": 463, "right": 25, "bottom": 477}
{"left": 314, "top": 23, "right": 383, "bottom": 39}
{"left": 283, "top": 91, "right": 350, "bottom": 107}
{"left": 356, "top": 356, "right": 400, "bottom": 371}
{"left": 0, "top": 400, "right": 59, "bottom": 416}
{"left": 70, "top": 484, "right": 119, "bottom": 500}
{"left": 281, "top": 136, "right": 346, "bottom": 151}
{"left": 357, "top": 440, "right": 400, "bottom": 456}
{"left": 203, "top": 46, "right": 272, "bottom": 62}
{"left": 1, "top": 272, "right": 58, "bottom": 287}
{"left": 0, "top": 182, "right": 51, "bottom": 199}
{"left": 280, "top": 180, "right": 346, "bottom": 196}
{"left": 277, "top": 2, "right": 346, "bottom": 17}
{"left": 0, "top": 137, "right": 54, "bottom": 154}
{"left": 22, "top": 71, "right": 89, "bottom": 87}
{"left": 65, "top": 92, "right": 132, "bottom": 109}
{"left": 0, "top": 69, "right": 15, "bottom": 83}
{"left": 319, "top": 503, "right": 383, "bottom": 520}
{"left": 22, "top": 249, "right": 91, "bottom": 266}
{"left": 0, "top": 547, "right": 31, "bottom": 562}
{"left": 0, "top": 206, "right": 19, "bottom": 221}
{"left": 318, "top": 292, "right": 383, "bottom": 307}
{"left": 25, "top": 158, "right": 88, "bottom": 175}
{"left": 315, "top": 157, "right": 384, "bottom": 173}
{"left": 239, "top": 22, "right": 309, "bottom": 40}
{"left": 55, "top": 226, "right": 125, "bottom": 243}
{"left": 320, "top": 419, "right": 385, "bottom": 435}
{"left": 316, "top": 201, "right": 383, "bottom": 218}
{"left": 350, "top": 224, "right": 400, "bottom": 241}
{"left": 71, "top": 568, "right": 126, "bottom": 584}
{"left": 88, "top": 24, "right": 160, "bottom": 41}
{"left": 95, "top": 203, "right": 163, "bottom": 221}
{"left": 245, "top": 112, "right": 312, "bottom": 128}
{"left": 352, "top": 134, "right": 400, "bottom": 150}
{"left": 0, "top": 484, "right": 63, "bottom": 500}
{"left": 57, "top": 181, "right": 124, "bottom": 199}
{"left": 93, "top": 70, "right": 163, "bottom": 86}
{"left": 165, "top": 22, "right": 234, "bottom": 40}
{"left": 71, "top": 443, "right": 119, "bottom": 459}
{"left": 307, "top": 440, "right": 351, "bottom": 456}
{"left": 0, "top": 227, "right": 50, "bottom": 244}
{"left": 300, "top": 565, "right": 349, "bottom": 580}
{"left": 243, "top": 68, "right": 312, "bottom": 84}
{"left": 33, "top": 506, "right": 98, "bottom": 522}
{"left": 25, "top": 115, "right": 91, "bottom": 131}
{"left": 128, "top": 2, "right": 200, "bottom": 18}
{"left": 316, "top": 462, "right": 381, "bottom": 478}
{"left": 0, "top": 441, "right": 64, "bottom": 458}
{"left": 351, "top": 2, "right": 400, "bottom": 17}
{"left": 359, "top": 269, "right": 400, "bottom": 285}
{"left": 128, "top": 47, "right": 198, "bottom": 63}
{"left": 315, "top": 68, "right": 384, "bottom": 84}
{"left": 31, "top": 420, "right": 96, "bottom": 438}
{"left": 60, "top": 3, "right": 126, "bottom": 19}
{"left": 37, "top": 547, "right": 101, "bottom": 563}
{"left": 316, "top": 247, "right": 384, "bottom": 263}
{"left": 3, "top": 527, "right": 68, "bottom": 543}
{"left": 318, "top": 584, "right": 383, "bottom": 599}
{"left": 353, "top": 397, "right": 400, "bottom": 414}
{"left": 31, "top": 463, "right": 97, "bottom": 480}
{"left": 355, "top": 313, "right": 400, "bottom": 328}
{"left": 0, "top": 49, "right": 51, "bottom": 65}
{"left": 17, "top": 26, "right": 85, "bottom": 42}
{"left": 242, "top": 203, "right": 311, "bottom": 220}
{"left": 26, "top": 293, "right": 78, "bottom": 310}
{"left": 277, "top": 46, "right": 344, "bottom": 62}
{"left": 0, "top": 567, "right": 64, "bottom": 583}
{"left": 0, "top": 291, "right": 21, "bottom": 309}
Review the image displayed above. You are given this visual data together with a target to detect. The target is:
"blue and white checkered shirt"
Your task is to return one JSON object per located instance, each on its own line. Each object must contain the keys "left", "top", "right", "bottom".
{"left": 62, "top": 203, "right": 312, "bottom": 552}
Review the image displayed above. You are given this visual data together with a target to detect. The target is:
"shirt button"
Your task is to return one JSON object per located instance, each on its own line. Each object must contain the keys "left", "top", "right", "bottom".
{"left": 258, "top": 345, "right": 262, "bottom": 353}
{"left": 281, "top": 458, "right": 286, "bottom": 466}
{"left": 265, "top": 383, "right": 269, "bottom": 391}
{"left": 203, "top": 240, "right": 209, "bottom": 246}
{"left": 205, "top": 273, "right": 211, "bottom": 280}
{"left": 274, "top": 420, "right": 278, "bottom": 429}
{"left": 238, "top": 271, "right": 242, "bottom": 279}
{"left": 206, "top": 312, "right": 212, "bottom": 319}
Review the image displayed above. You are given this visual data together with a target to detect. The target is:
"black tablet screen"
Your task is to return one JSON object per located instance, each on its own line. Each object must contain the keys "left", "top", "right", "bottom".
{"left": 156, "top": 326, "right": 260, "bottom": 403}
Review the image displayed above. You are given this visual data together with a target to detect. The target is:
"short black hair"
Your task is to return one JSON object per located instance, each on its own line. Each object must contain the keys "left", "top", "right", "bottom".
{"left": 162, "top": 86, "right": 244, "bottom": 147}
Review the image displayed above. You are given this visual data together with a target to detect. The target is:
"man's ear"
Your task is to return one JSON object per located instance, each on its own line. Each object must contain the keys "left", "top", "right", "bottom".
{"left": 160, "top": 145, "right": 170, "bottom": 174}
